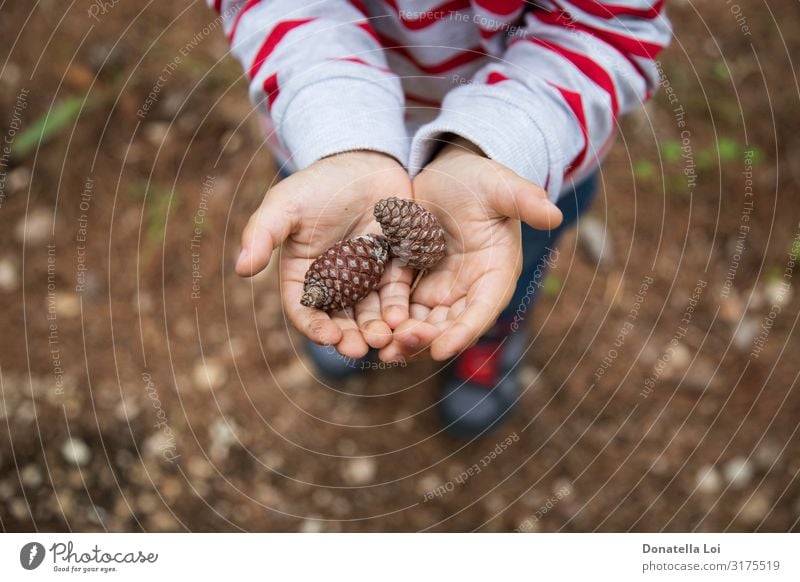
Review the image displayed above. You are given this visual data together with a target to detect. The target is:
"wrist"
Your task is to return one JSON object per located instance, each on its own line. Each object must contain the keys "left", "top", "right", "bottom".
{"left": 433, "top": 135, "right": 487, "bottom": 164}
{"left": 322, "top": 149, "right": 403, "bottom": 167}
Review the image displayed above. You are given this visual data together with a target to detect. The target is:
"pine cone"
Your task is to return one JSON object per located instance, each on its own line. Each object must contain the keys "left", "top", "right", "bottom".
{"left": 301, "top": 234, "right": 389, "bottom": 310}
{"left": 373, "top": 197, "right": 446, "bottom": 270}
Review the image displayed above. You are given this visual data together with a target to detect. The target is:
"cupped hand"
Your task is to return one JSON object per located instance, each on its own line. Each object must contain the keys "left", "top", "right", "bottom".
{"left": 236, "top": 151, "right": 415, "bottom": 359}
{"left": 379, "top": 138, "right": 563, "bottom": 362}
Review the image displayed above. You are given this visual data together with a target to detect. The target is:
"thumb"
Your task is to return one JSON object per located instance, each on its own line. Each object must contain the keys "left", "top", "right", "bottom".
{"left": 483, "top": 166, "right": 563, "bottom": 231}
{"left": 235, "top": 190, "right": 299, "bottom": 277}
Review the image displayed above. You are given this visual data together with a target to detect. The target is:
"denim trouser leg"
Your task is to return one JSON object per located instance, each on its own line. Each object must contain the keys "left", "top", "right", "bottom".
{"left": 499, "top": 173, "right": 599, "bottom": 326}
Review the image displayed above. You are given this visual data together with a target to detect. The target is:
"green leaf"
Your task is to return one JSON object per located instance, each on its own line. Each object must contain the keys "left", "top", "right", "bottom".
{"left": 717, "top": 137, "right": 738, "bottom": 161}
{"left": 660, "top": 139, "right": 682, "bottom": 162}
{"left": 712, "top": 61, "right": 731, "bottom": 80}
{"left": 634, "top": 160, "right": 654, "bottom": 179}
{"left": 745, "top": 145, "right": 764, "bottom": 165}
{"left": 542, "top": 274, "right": 562, "bottom": 298}
{"left": 11, "top": 96, "right": 88, "bottom": 159}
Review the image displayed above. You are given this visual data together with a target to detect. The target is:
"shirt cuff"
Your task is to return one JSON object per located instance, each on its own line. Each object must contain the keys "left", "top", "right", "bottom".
{"left": 278, "top": 76, "right": 410, "bottom": 170}
{"left": 408, "top": 84, "right": 568, "bottom": 202}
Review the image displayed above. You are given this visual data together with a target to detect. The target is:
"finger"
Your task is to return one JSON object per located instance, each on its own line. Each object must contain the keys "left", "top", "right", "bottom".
{"left": 379, "top": 260, "right": 414, "bottom": 329}
{"left": 330, "top": 311, "right": 370, "bottom": 359}
{"left": 392, "top": 318, "right": 441, "bottom": 352}
{"left": 409, "top": 303, "right": 431, "bottom": 321}
{"left": 283, "top": 279, "right": 343, "bottom": 346}
{"left": 483, "top": 167, "right": 563, "bottom": 231}
{"left": 430, "top": 295, "right": 502, "bottom": 361}
{"left": 236, "top": 189, "right": 299, "bottom": 277}
{"left": 356, "top": 292, "right": 393, "bottom": 349}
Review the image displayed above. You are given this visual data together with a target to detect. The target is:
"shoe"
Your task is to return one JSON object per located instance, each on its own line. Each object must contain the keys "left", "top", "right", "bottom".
{"left": 438, "top": 326, "right": 526, "bottom": 438}
{"left": 303, "top": 339, "right": 372, "bottom": 381}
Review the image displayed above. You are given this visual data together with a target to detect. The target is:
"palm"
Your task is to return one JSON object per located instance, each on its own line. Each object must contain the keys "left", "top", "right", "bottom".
{"left": 237, "top": 151, "right": 414, "bottom": 357}
{"left": 379, "top": 142, "right": 561, "bottom": 362}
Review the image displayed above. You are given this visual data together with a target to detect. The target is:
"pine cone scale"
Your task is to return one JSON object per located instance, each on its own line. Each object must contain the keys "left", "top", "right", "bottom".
{"left": 374, "top": 197, "right": 446, "bottom": 270}
{"left": 301, "top": 234, "right": 388, "bottom": 311}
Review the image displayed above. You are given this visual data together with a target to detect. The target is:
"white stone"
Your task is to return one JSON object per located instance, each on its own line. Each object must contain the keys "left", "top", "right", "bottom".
{"left": 342, "top": 457, "right": 376, "bottom": 485}
{"left": 300, "top": 518, "right": 325, "bottom": 533}
{"left": 661, "top": 342, "right": 692, "bottom": 380}
{"left": 20, "top": 464, "right": 43, "bottom": 488}
{"left": 733, "top": 317, "right": 760, "bottom": 351}
{"left": 764, "top": 279, "right": 792, "bottom": 306}
{"left": 54, "top": 293, "right": 81, "bottom": 318}
{"left": 7, "top": 167, "right": 31, "bottom": 192}
{"left": 695, "top": 465, "right": 722, "bottom": 494}
{"left": 416, "top": 473, "right": 442, "bottom": 497}
{"left": 143, "top": 122, "right": 171, "bottom": 145}
{"left": 0, "top": 258, "right": 19, "bottom": 292}
{"left": 15, "top": 208, "right": 53, "bottom": 245}
{"left": 194, "top": 359, "right": 228, "bottom": 391}
{"left": 722, "top": 457, "right": 754, "bottom": 489}
{"left": 61, "top": 437, "right": 91, "bottom": 467}
{"left": 209, "top": 418, "right": 237, "bottom": 460}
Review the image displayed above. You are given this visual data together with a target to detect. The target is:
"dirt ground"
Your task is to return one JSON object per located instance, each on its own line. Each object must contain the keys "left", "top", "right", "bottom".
{"left": 1, "top": 0, "right": 799, "bottom": 532}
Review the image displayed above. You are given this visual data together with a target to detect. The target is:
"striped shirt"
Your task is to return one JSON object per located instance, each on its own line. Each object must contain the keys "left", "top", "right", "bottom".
{"left": 208, "top": 0, "right": 671, "bottom": 200}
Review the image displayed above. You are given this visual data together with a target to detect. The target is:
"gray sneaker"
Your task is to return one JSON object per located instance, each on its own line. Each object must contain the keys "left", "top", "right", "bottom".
{"left": 438, "top": 329, "right": 527, "bottom": 438}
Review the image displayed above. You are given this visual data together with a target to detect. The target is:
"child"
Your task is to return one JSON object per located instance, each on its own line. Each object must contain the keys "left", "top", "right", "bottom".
{"left": 213, "top": 0, "right": 671, "bottom": 437}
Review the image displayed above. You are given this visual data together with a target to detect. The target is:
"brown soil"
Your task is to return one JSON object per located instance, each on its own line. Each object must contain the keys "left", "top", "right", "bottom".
{"left": 1, "top": 0, "right": 798, "bottom": 532}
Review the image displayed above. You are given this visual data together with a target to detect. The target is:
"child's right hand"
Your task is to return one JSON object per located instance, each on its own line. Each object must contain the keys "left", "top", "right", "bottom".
{"left": 235, "top": 151, "right": 415, "bottom": 359}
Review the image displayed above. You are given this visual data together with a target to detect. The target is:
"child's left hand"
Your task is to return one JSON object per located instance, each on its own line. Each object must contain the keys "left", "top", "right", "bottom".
{"left": 379, "top": 138, "right": 563, "bottom": 362}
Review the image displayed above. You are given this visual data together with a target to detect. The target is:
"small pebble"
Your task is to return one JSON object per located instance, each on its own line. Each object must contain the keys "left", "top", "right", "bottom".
{"left": 764, "top": 279, "right": 791, "bottom": 306}
{"left": 143, "top": 122, "right": 171, "bottom": 145}
{"left": 718, "top": 293, "right": 745, "bottom": 323}
{"left": 733, "top": 317, "right": 760, "bottom": 350}
{"left": 342, "top": 457, "right": 376, "bottom": 485}
{"left": 754, "top": 442, "right": 782, "bottom": 470}
{"left": 20, "top": 464, "right": 43, "bottom": 488}
{"left": 416, "top": 473, "right": 442, "bottom": 497}
{"left": 61, "top": 437, "right": 91, "bottom": 467}
{"left": 722, "top": 457, "right": 754, "bottom": 489}
{"left": 209, "top": 418, "right": 237, "bottom": 460}
{"left": 54, "top": 293, "right": 81, "bottom": 318}
{"left": 519, "top": 365, "right": 541, "bottom": 388}
{"left": 0, "top": 258, "right": 19, "bottom": 292}
{"left": 661, "top": 342, "right": 692, "bottom": 380}
{"left": 10, "top": 499, "right": 29, "bottom": 520}
{"left": 193, "top": 358, "right": 228, "bottom": 391}
{"left": 15, "top": 208, "right": 53, "bottom": 245}
{"left": 695, "top": 465, "right": 722, "bottom": 494}
{"left": 738, "top": 492, "right": 771, "bottom": 524}
{"left": 300, "top": 517, "right": 325, "bottom": 533}
{"left": 8, "top": 167, "right": 30, "bottom": 192}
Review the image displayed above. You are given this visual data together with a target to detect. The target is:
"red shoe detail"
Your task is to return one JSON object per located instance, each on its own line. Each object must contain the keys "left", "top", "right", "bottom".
{"left": 453, "top": 343, "right": 502, "bottom": 388}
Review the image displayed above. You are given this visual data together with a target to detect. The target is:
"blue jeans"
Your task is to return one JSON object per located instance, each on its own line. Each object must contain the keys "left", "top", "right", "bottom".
{"left": 499, "top": 173, "right": 598, "bottom": 329}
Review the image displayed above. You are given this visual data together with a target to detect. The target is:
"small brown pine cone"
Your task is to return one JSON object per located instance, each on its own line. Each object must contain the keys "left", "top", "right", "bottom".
{"left": 373, "top": 197, "right": 446, "bottom": 270}
{"left": 301, "top": 234, "right": 389, "bottom": 311}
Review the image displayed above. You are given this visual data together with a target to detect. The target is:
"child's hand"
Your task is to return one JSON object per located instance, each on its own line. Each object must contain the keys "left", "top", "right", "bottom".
{"left": 236, "top": 151, "right": 415, "bottom": 358}
{"left": 380, "top": 138, "right": 563, "bottom": 362}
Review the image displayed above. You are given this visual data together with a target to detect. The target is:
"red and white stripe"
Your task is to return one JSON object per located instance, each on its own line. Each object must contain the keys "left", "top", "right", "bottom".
{"left": 208, "top": 0, "right": 670, "bottom": 195}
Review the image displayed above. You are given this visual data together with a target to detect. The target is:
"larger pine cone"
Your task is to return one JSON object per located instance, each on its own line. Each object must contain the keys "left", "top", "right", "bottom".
{"left": 301, "top": 234, "right": 389, "bottom": 311}
{"left": 373, "top": 197, "right": 446, "bottom": 270}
